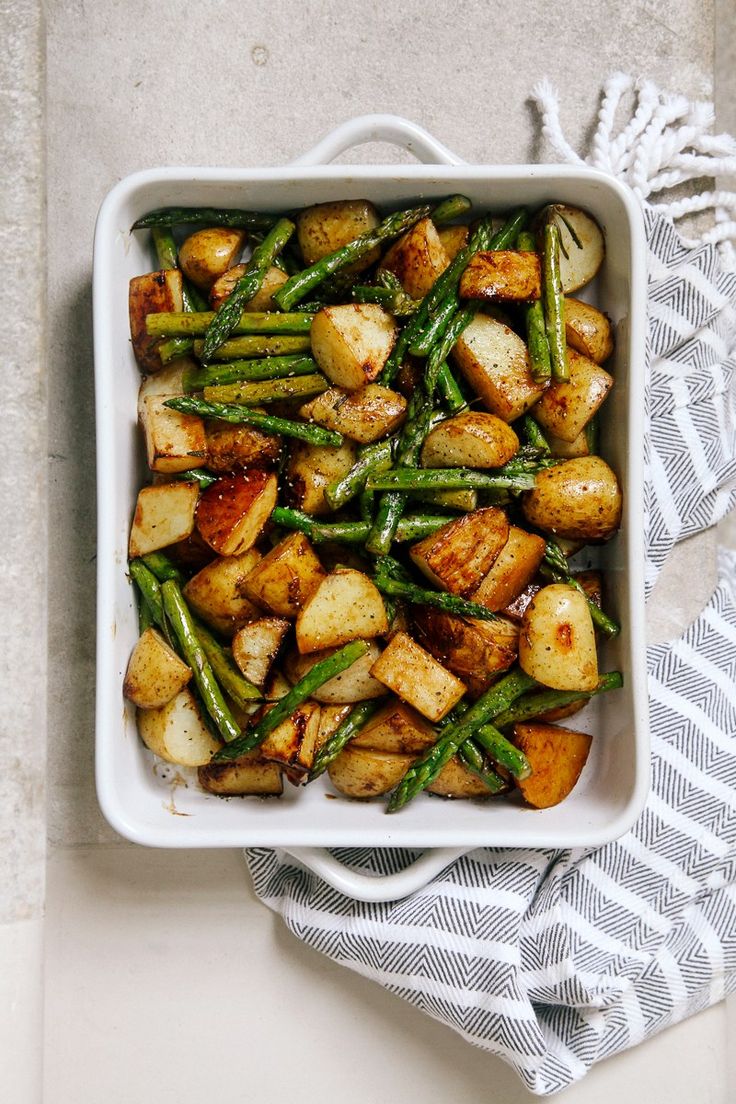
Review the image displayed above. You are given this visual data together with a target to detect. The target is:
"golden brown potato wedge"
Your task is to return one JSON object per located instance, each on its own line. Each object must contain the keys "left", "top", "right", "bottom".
{"left": 205, "top": 417, "right": 281, "bottom": 471}
{"left": 564, "top": 297, "right": 614, "bottom": 363}
{"left": 138, "top": 394, "right": 206, "bottom": 474}
{"left": 551, "top": 206, "right": 605, "bottom": 293}
{"left": 241, "top": 531, "right": 325, "bottom": 618}
{"left": 427, "top": 756, "right": 503, "bottom": 798}
{"left": 123, "top": 628, "right": 192, "bottom": 710}
{"left": 231, "top": 617, "right": 290, "bottom": 686}
{"left": 259, "top": 700, "right": 322, "bottom": 772}
{"left": 328, "top": 746, "right": 412, "bottom": 797}
{"left": 295, "top": 568, "right": 388, "bottom": 654}
{"left": 129, "top": 269, "right": 184, "bottom": 374}
{"left": 452, "top": 314, "right": 546, "bottom": 422}
{"left": 379, "top": 217, "right": 450, "bottom": 298}
{"left": 409, "top": 507, "right": 509, "bottom": 596}
{"left": 546, "top": 429, "right": 590, "bottom": 459}
{"left": 284, "top": 641, "right": 386, "bottom": 702}
{"left": 286, "top": 439, "right": 358, "bottom": 516}
{"left": 521, "top": 456, "right": 622, "bottom": 541}
{"left": 533, "top": 349, "right": 613, "bottom": 443}
{"left": 137, "top": 688, "right": 222, "bottom": 766}
{"left": 310, "top": 304, "right": 398, "bottom": 391}
{"left": 412, "top": 607, "right": 519, "bottom": 698}
{"left": 519, "top": 584, "right": 598, "bottom": 691}
{"left": 297, "top": 199, "right": 381, "bottom": 270}
{"left": 351, "top": 698, "right": 437, "bottom": 754}
{"left": 459, "top": 250, "right": 541, "bottom": 302}
{"left": 129, "top": 481, "right": 199, "bottom": 558}
{"left": 182, "top": 548, "right": 262, "bottom": 636}
{"left": 471, "top": 526, "right": 547, "bottom": 612}
{"left": 370, "top": 631, "right": 466, "bottom": 721}
{"left": 198, "top": 754, "right": 283, "bottom": 796}
{"left": 300, "top": 384, "right": 407, "bottom": 444}
{"left": 315, "top": 704, "right": 353, "bottom": 745}
{"left": 420, "top": 411, "right": 519, "bottom": 469}
{"left": 178, "top": 227, "right": 247, "bottom": 292}
{"left": 513, "top": 722, "right": 592, "bottom": 807}
{"left": 195, "top": 470, "right": 278, "bottom": 555}
{"left": 437, "top": 224, "right": 469, "bottom": 262}
{"left": 209, "top": 264, "right": 288, "bottom": 312}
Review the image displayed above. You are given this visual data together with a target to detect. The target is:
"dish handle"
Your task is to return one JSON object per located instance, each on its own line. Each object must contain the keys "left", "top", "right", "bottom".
{"left": 279, "top": 845, "right": 469, "bottom": 902}
{"left": 289, "top": 113, "right": 466, "bottom": 167}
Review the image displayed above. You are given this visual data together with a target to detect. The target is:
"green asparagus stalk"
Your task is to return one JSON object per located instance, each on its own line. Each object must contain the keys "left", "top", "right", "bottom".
{"left": 270, "top": 506, "right": 453, "bottom": 544}
{"left": 139, "top": 551, "right": 185, "bottom": 584}
{"left": 585, "top": 413, "right": 600, "bottom": 454}
{"left": 202, "top": 218, "right": 296, "bottom": 360}
{"left": 146, "top": 310, "right": 314, "bottom": 338}
{"left": 193, "top": 620, "right": 263, "bottom": 708}
{"left": 132, "top": 207, "right": 277, "bottom": 231}
{"left": 182, "top": 355, "right": 318, "bottom": 391}
{"left": 366, "top": 466, "right": 542, "bottom": 493}
{"left": 372, "top": 557, "right": 499, "bottom": 621}
{"left": 309, "top": 700, "right": 384, "bottom": 779}
{"left": 431, "top": 194, "right": 473, "bottom": 224}
{"left": 159, "top": 337, "right": 195, "bottom": 364}
{"left": 518, "top": 230, "right": 552, "bottom": 381}
{"left": 192, "top": 335, "right": 312, "bottom": 361}
{"left": 457, "top": 741, "right": 508, "bottom": 793}
{"left": 203, "top": 374, "right": 327, "bottom": 405}
{"left": 160, "top": 581, "right": 241, "bottom": 743}
{"left": 353, "top": 271, "right": 420, "bottom": 316}
{"left": 521, "top": 415, "right": 551, "bottom": 453}
{"left": 272, "top": 203, "right": 436, "bottom": 311}
{"left": 173, "top": 468, "right": 219, "bottom": 489}
{"left": 387, "top": 668, "right": 538, "bottom": 811}
{"left": 151, "top": 226, "right": 178, "bottom": 270}
{"left": 214, "top": 640, "right": 370, "bottom": 760}
{"left": 542, "top": 220, "right": 569, "bottom": 381}
{"left": 436, "top": 363, "right": 468, "bottom": 412}
{"left": 128, "top": 559, "right": 168, "bottom": 636}
{"left": 491, "top": 671, "right": 623, "bottom": 729}
{"left": 473, "top": 723, "right": 531, "bottom": 780}
{"left": 324, "top": 440, "right": 395, "bottom": 511}
{"left": 424, "top": 303, "right": 478, "bottom": 397}
{"left": 543, "top": 539, "right": 620, "bottom": 638}
{"left": 164, "top": 396, "right": 343, "bottom": 447}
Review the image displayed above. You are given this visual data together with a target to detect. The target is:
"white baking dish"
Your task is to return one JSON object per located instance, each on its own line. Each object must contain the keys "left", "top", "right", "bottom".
{"left": 94, "top": 115, "right": 649, "bottom": 901}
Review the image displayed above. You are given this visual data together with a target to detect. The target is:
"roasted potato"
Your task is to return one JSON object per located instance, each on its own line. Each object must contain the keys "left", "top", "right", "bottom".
{"left": 522, "top": 456, "right": 622, "bottom": 541}
{"left": 352, "top": 698, "right": 437, "bottom": 754}
{"left": 533, "top": 349, "right": 613, "bottom": 443}
{"left": 297, "top": 199, "right": 381, "bottom": 270}
{"left": 209, "top": 264, "right": 287, "bottom": 312}
{"left": 452, "top": 314, "right": 546, "bottom": 422}
{"left": 138, "top": 393, "right": 206, "bottom": 474}
{"left": 123, "top": 628, "right": 192, "bottom": 710}
{"left": 409, "top": 507, "right": 509, "bottom": 596}
{"left": 242, "top": 532, "right": 325, "bottom": 618}
{"left": 459, "top": 250, "right": 541, "bottom": 302}
{"left": 379, "top": 217, "right": 450, "bottom": 298}
{"left": 196, "top": 470, "right": 278, "bottom": 555}
{"left": 129, "top": 269, "right": 184, "bottom": 374}
{"left": 178, "top": 227, "right": 247, "bottom": 291}
{"left": 310, "top": 304, "right": 398, "bottom": 391}
{"left": 471, "top": 526, "right": 547, "bottom": 612}
{"left": 564, "top": 297, "right": 614, "bottom": 363}
{"left": 284, "top": 641, "right": 386, "bottom": 702}
{"left": 182, "top": 548, "right": 262, "bottom": 636}
{"left": 370, "top": 631, "right": 466, "bottom": 721}
{"left": 129, "top": 481, "right": 199, "bottom": 558}
{"left": 137, "top": 688, "right": 222, "bottom": 766}
{"left": 198, "top": 753, "right": 284, "bottom": 796}
{"left": 550, "top": 206, "right": 605, "bottom": 293}
{"left": 513, "top": 722, "right": 592, "bottom": 807}
{"left": 205, "top": 417, "right": 281, "bottom": 471}
{"left": 518, "top": 584, "right": 598, "bottom": 691}
{"left": 231, "top": 617, "right": 290, "bottom": 686}
{"left": 412, "top": 607, "right": 519, "bottom": 698}
{"left": 286, "top": 439, "right": 357, "bottom": 516}
{"left": 328, "top": 745, "right": 495, "bottom": 799}
{"left": 420, "top": 411, "right": 519, "bottom": 469}
{"left": 437, "top": 224, "right": 469, "bottom": 261}
{"left": 295, "top": 568, "right": 388, "bottom": 654}
{"left": 300, "top": 384, "right": 407, "bottom": 444}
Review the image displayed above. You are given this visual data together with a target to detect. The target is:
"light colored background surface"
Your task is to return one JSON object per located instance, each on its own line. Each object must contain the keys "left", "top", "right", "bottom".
{"left": 0, "top": 0, "right": 734, "bottom": 1099}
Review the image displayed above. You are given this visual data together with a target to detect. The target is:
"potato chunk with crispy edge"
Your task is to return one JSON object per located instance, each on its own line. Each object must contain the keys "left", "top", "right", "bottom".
{"left": 295, "top": 568, "right": 388, "bottom": 654}
{"left": 370, "top": 631, "right": 466, "bottom": 722}
{"left": 183, "top": 549, "right": 262, "bottom": 636}
{"left": 379, "top": 217, "right": 451, "bottom": 299}
{"left": 459, "top": 250, "right": 541, "bottom": 303}
{"left": 409, "top": 507, "right": 510, "bottom": 596}
{"left": 124, "top": 628, "right": 191, "bottom": 710}
{"left": 242, "top": 532, "right": 325, "bottom": 618}
{"left": 310, "top": 304, "right": 398, "bottom": 391}
{"left": 513, "top": 722, "right": 592, "bottom": 808}
{"left": 129, "top": 269, "right": 183, "bottom": 374}
{"left": 300, "top": 384, "right": 407, "bottom": 444}
{"left": 129, "top": 482, "right": 199, "bottom": 558}
{"left": 452, "top": 314, "right": 546, "bottom": 422}
{"left": 196, "top": 470, "right": 278, "bottom": 556}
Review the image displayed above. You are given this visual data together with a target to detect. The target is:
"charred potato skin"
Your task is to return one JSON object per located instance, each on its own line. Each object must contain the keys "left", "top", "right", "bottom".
{"left": 412, "top": 606, "right": 519, "bottom": 699}
{"left": 459, "top": 250, "right": 542, "bottom": 303}
{"left": 129, "top": 269, "right": 184, "bottom": 374}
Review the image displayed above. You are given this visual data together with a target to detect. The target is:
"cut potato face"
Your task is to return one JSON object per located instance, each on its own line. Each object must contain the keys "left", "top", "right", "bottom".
{"left": 138, "top": 394, "right": 206, "bottom": 473}
{"left": 533, "top": 349, "right": 613, "bottom": 443}
{"left": 259, "top": 700, "right": 322, "bottom": 771}
{"left": 182, "top": 548, "right": 262, "bottom": 636}
{"left": 300, "top": 384, "right": 407, "bottom": 444}
{"left": 522, "top": 456, "right": 622, "bottom": 541}
{"left": 310, "top": 304, "right": 398, "bottom": 391}
{"left": 284, "top": 641, "right": 386, "bottom": 703}
{"left": 369, "top": 631, "right": 466, "bottom": 722}
{"left": 379, "top": 217, "right": 450, "bottom": 299}
{"left": 409, "top": 507, "right": 510, "bottom": 596}
{"left": 232, "top": 618, "right": 290, "bottom": 687}
{"left": 198, "top": 753, "right": 283, "bottom": 796}
{"left": 459, "top": 250, "right": 541, "bottom": 302}
{"left": 427, "top": 756, "right": 502, "bottom": 798}
{"left": 297, "top": 199, "right": 381, "bottom": 270}
{"left": 420, "top": 411, "right": 519, "bottom": 470}
{"left": 437, "top": 224, "right": 469, "bottom": 262}
{"left": 209, "top": 264, "right": 287, "bottom": 312}
{"left": 129, "top": 269, "right": 184, "bottom": 374}
{"left": 546, "top": 429, "right": 590, "bottom": 459}
{"left": 513, "top": 722, "right": 592, "bottom": 807}
{"left": 564, "top": 297, "right": 614, "bottom": 363}
{"left": 328, "top": 746, "right": 413, "bottom": 798}
{"left": 452, "top": 314, "right": 546, "bottom": 422}
{"left": 196, "top": 470, "right": 278, "bottom": 555}
{"left": 295, "top": 568, "right": 389, "bottom": 654}
{"left": 471, "top": 526, "right": 547, "bottom": 612}
{"left": 550, "top": 205, "right": 605, "bottom": 293}
{"left": 286, "top": 439, "right": 357, "bottom": 516}
{"left": 519, "top": 584, "right": 598, "bottom": 691}
{"left": 137, "top": 688, "right": 222, "bottom": 766}
{"left": 206, "top": 418, "right": 281, "bottom": 472}
{"left": 412, "top": 607, "right": 519, "bottom": 698}
{"left": 123, "top": 628, "right": 192, "bottom": 710}
{"left": 178, "top": 227, "right": 247, "bottom": 292}
{"left": 352, "top": 698, "right": 437, "bottom": 754}
{"left": 242, "top": 531, "right": 325, "bottom": 618}
{"left": 129, "top": 481, "right": 199, "bottom": 558}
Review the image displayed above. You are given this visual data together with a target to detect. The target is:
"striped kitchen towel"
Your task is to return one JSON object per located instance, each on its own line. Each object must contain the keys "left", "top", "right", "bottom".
{"left": 245, "top": 77, "right": 736, "bottom": 1095}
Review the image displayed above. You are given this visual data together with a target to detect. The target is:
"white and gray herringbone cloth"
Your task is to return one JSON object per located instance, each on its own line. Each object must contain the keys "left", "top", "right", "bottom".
{"left": 246, "top": 129, "right": 736, "bottom": 1095}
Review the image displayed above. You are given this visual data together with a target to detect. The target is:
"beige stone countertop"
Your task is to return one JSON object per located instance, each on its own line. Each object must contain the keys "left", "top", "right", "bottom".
{"left": 1, "top": 0, "right": 734, "bottom": 1100}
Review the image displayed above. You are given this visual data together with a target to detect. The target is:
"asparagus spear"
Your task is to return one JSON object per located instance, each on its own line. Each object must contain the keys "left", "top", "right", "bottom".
{"left": 164, "top": 396, "right": 343, "bottom": 447}
{"left": 518, "top": 230, "right": 552, "bottom": 381}
{"left": 585, "top": 412, "right": 600, "bottom": 454}
{"left": 146, "top": 310, "right": 314, "bottom": 338}
{"left": 128, "top": 559, "right": 170, "bottom": 641}
{"left": 151, "top": 226, "right": 178, "bottom": 270}
{"left": 192, "top": 335, "right": 311, "bottom": 361}
{"left": 324, "top": 440, "right": 395, "bottom": 511}
{"left": 272, "top": 203, "right": 436, "bottom": 311}
{"left": 308, "top": 700, "right": 383, "bottom": 778}
{"left": 270, "top": 506, "right": 453, "bottom": 544}
{"left": 353, "top": 271, "right": 420, "bottom": 316}
{"left": 202, "top": 218, "right": 295, "bottom": 360}
{"left": 543, "top": 539, "right": 620, "bottom": 638}
{"left": 372, "top": 557, "right": 499, "bottom": 621}
{"left": 160, "top": 581, "right": 241, "bottom": 743}
{"left": 542, "top": 219, "right": 569, "bottom": 381}
{"left": 193, "top": 620, "right": 263, "bottom": 708}
{"left": 173, "top": 469, "right": 219, "bottom": 489}
{"left": 387, "top": 668, "right": 538, "bottom": 811}
{"left": 182, "top": 355, "right": 317, "bottom": 391}
{"left": 436, "top": 363, "right": 468, "bottom": 413}
{"left": 457, "top": 740, "right": 508, "bottom": 793}
{"left": 366, "top": 465, "right": 545, "bottom": 493}
{"left": 159, "top": 337, "right": 194, "bottom": 365}
{"left": 473, "top": 723, "right": 531, "bottom": 780}
{"left": 132, "top": 207, "right": 277, "bottom": 231}
{"left": 203, "top": 374, "right": 327, "bottom": 405}
{"left": 491, "top": 671, "right": 623, "bottom": 729}
{"left": 214, "top": 640, "right": 370, "bottom": 760}
{"left": 430, "top": 194, "right": 473, "bottom": 224}
{"left": 521, "top": 415, "right": 551, "bottom": 453}
{"left": 140, "top": 551, "right": 184, "bottom": 584}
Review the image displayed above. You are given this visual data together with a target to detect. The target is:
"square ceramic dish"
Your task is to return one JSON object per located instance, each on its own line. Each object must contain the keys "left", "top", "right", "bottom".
{"left": 94, "top": 115, "right": 649, "bottom": 898}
